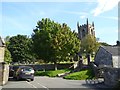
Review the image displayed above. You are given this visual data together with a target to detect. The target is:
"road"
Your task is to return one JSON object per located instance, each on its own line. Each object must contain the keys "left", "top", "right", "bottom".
{"left": 1, "top": 76, "right": 110, "bottom": 90}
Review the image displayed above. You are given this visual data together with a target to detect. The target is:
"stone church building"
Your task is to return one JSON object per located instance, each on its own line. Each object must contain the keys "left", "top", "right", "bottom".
{"left": 77, "top": 18, "right": 95, "bottom": 40}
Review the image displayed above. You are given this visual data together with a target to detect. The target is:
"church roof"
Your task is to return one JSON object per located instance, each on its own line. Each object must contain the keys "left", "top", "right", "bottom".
{"left": 101, "top": 46, "right": 119, "bottom": 56}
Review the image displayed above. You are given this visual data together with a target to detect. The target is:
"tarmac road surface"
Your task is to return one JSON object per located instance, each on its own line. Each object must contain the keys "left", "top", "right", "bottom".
{"left": 1, "top": 76, "right": 110, "bottom": 90}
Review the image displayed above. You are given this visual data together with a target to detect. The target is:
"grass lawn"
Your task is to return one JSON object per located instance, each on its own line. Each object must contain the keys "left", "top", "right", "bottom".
{"left": 64, "top": 69, "right": 94, "bottom": 80}
{"left": 35, "top": 69, "right": 70, "bottom": 77}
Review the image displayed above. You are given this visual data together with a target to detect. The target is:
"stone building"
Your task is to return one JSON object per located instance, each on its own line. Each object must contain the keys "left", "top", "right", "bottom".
{"left": 94, "top": 46, "right": 120, "bottom": 68}
{"left": 77, "top": 18, "right": 95, "bottom": 40}
{"left": 0, "top": 37, "right": 9, "bottom": 86}
{"left": 0, "top": 37, "right": 5, "bottom": 63}
{"left": 94, "top": 45, "right": 120, "bottom": 87}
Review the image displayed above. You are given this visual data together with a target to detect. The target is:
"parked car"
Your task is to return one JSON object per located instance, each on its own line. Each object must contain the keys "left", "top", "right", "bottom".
{"left": 9, "top": 65, "right": 19, "bottom": 77}
{"left": 13, "top": 66, "right": 34, "bottom": 81}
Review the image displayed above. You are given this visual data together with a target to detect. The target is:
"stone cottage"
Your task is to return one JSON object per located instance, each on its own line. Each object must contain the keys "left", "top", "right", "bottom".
{"left": 94, "top": 46, "right": 119, "bottom": 68}
{"left": 94, "top": 45, "right": 120, "bottom": 87}
{"left": 0, "top": 37, "right": 9, "bottom": 86}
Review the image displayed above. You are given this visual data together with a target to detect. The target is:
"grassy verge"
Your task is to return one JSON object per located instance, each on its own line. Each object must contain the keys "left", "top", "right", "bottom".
{"left": 35, "top": 69, "right": 70, "bottom": 77}
{"left": 64, "top": 69, "right": 94, "bottom": 80}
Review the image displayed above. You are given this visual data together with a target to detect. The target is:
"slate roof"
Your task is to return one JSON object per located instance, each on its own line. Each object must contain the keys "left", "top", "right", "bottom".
{"left": 0, "top": 36, "right": 5, "bottom": 47}
{"left": 102, "top": 46, "right": 120, "bottom": 56}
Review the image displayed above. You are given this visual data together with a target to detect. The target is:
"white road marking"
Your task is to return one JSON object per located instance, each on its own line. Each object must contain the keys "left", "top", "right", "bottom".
{"left": 37, "top": 82, "right": 49, "bottom": 90}
{"left": 26, "top": 81, "right": 49, "bottom": 90}
{"left": 0, "top": 86, "right": 2, "bottom": 90}
{"left": 26, "top": 81, "right": 37, "bottom": 88}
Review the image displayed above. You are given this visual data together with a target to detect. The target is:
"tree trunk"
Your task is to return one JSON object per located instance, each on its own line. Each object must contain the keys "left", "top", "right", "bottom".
{"left": 54, "top": 62, "right": 58, "bottom": 71}
{"left": 87, "top": 54, "right": 90, "bottom": 65}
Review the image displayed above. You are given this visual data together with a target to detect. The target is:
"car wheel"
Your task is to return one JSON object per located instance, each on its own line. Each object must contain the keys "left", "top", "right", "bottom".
{"left": 31, "top": 79, "right": 34, "bottom": 81}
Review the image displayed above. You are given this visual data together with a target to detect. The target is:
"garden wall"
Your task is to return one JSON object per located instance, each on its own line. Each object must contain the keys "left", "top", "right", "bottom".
{"left": 103, "top": 67, "right": 120, "bottom": 87}
{"left": 0, "top": 63, "right": 9, "bottom": 86}
{"left": 10, "top": 63, "right": 74, "bottom": 71}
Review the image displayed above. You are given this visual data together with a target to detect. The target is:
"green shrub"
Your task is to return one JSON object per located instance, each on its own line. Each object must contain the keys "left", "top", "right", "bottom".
{"left": 35, "top": 69, "right": 70, "bottom": 77}
{"left": 64, "top": 69, "right": 94, "bottom": 80}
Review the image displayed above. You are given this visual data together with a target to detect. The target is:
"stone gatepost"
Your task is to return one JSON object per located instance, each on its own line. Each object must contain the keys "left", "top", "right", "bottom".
{"left": 0, "top": 62, "right": 9, "bottom": 86}
{"left": 0, "top": 46, "right": 5, "bottom": 62}
{"left": 0, "top": 38, "right": 9, "bottom": 86}
{"left": 103, "top": 67, "right": 120, "bottom": 87}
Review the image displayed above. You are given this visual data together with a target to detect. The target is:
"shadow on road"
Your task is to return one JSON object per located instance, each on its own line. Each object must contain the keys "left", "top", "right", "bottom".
{"left": 81, "top": 79, "right": 113, "bottom": 90}
{"left": 8, "top": 77, "right": 29, "bottom": 82}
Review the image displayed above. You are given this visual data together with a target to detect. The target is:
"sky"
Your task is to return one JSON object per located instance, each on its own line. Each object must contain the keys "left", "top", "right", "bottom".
{"left": 0, "top": 0, "right": 119, "bottom": 45}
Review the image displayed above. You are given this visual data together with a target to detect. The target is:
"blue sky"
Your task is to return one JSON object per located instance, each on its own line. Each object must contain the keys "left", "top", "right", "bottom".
{"left": 0, "top": 0, "right": 119, "bottom": 45}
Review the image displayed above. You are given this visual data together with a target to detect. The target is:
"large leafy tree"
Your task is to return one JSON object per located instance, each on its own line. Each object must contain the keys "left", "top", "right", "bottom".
{"left": 81, "top": 34, "right": 99, "bottom": 54}
{"left": 4, "top": 36, "right": 12, "bottom": 64}
{"left": 4, "top": 48, "right": 12, "bottom": 64}
{"left": 8, "top": 35, "right": 35, "bottom": 64}
{"left": 80, "top": 34, "right": 100, "bottom": 64}
{"left": 99, "top": 42, "right": 111, "bottom": 46}
{"left": 32, "top": 18, "right": 80, "bottom": 70}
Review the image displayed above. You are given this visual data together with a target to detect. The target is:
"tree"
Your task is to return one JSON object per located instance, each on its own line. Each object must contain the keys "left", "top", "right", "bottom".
{"left": 4, "top": 36, "right": 10, "bottom": 46}
{"left": 99, "top": 42, "right": 111, "bottom": 46}
{"left": 81, "top": 34, "right": 99, "bottom": 54}
{"left": 32, "top": 18, "right": 80, "bottom": 70}
{"left": 4, "top": 48, "right": 12, "bottom": 64}
{"left": 8, "top": 35, "right": 35, "bottom": 64}
{"left": 116, "top": 41, "right": 120, "bottom": 46}
{"left": 4, "top": 36, "right": 12, "bottom": 64}
{"left": 80, "top": 34, "right": 100, "bottom": 64}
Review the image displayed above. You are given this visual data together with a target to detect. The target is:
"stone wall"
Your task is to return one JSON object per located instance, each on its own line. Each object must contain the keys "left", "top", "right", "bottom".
{"left": 103, "top": 67, "right": 120, "bottom": 87}
{"left": 10, "top": 63, "right": 74, "bottom": 71}
{"left": 2, "top": 64, "right": 9, "bottom": 85}
{"left": 0, "top": 45, "right": 9, "bottom": 86}
{"left": 0, "top": 63, "right": 9, "bottom": 86}
{"left": 94, "top": 47, "right": 113, "bottom": 67}
{"left": 0, "top": 63, "right": 3, "bottom": 85}
{"left": 0, "top": 47, "right": 5, "bottom": 63}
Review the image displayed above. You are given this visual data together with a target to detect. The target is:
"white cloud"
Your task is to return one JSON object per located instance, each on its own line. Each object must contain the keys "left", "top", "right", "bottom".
{"left": 60, "top": 11, "right": 88, "bottom": 15}
{"left": 92, "top": 0, "right": 119, "bottom": 16}
{"left": 80, "top": 15, "right": 86, "bottom": 19}
{"left": 29, "top": 10, "right": 46, "bottom": 17}
{"left": 60, "top": 10, "right": 88, "bottom": 19}
{"left": 99, "top": 16, "right": 118, "bottom": 20}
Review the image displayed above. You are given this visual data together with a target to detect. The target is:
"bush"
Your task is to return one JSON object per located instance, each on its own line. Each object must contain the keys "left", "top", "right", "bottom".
{"left": 64, "top": 69, "right": 94, "bottom": 80}
{"left": 35, "top": 69, "right": 70, "bottom": 77}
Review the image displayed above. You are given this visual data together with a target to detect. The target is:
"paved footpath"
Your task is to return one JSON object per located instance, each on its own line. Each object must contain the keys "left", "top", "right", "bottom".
{"left": 1, "top": 76, "right": 111, "bottom": 90}
{"left": 0, "top": 86, "right": 2, "bottom": 90}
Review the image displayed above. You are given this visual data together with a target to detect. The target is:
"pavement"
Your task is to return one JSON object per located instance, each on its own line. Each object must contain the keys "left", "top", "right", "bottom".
{"left": 0, "top": 86, "right": 2, "bottom": 90}
{"left": 1, "top": 76, "right": 111, "bottom": 90}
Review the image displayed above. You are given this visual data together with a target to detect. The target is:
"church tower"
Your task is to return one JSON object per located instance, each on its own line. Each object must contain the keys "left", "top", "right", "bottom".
{"left": 77, "top": 18, "right": 95, "bottom": 40}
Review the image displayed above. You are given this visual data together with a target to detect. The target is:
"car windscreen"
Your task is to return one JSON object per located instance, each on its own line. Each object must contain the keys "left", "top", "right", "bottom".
{"left": 22, "top": 67, "right": 33, "bottom": 71}
{"left": 13, "top": 66, "right": 19, "bottom": 71}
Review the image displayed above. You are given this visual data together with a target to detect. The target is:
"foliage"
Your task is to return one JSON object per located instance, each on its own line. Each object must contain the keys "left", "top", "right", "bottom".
{"left": 32, "top": 18, "right": 80, "bottom": 70}
{"left": 4, "top": 36, "right": 10, "bottom": 46}
{"left": 80, "top": 34, "right": 100, "bottom": 55}
{"left": 34, "top": 69, "right": 70, "bottom": 77}
{"left": 64, "top": 69, "right": 94, "bottom": 80}
{"left": 8, "top": 35, "right": 35, "bottom": 64}
{"left": 99, "top": 42, "right": 111, "bottom": 46}
{"left": 116, "top": 41, "right": 120, "bottom": 46}
{"left": 4, "top": 48, "right": 12, "bottom": 64}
